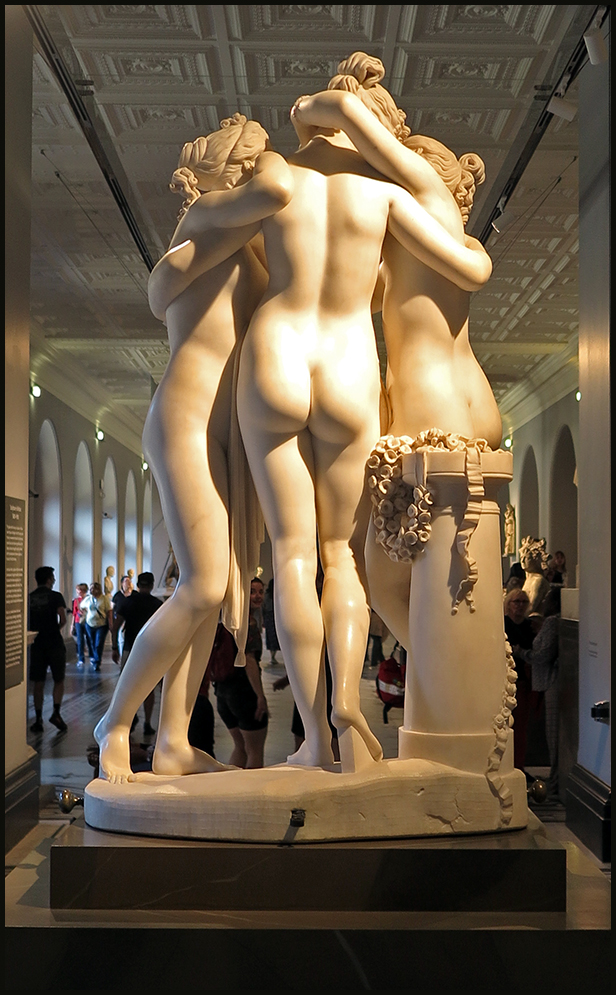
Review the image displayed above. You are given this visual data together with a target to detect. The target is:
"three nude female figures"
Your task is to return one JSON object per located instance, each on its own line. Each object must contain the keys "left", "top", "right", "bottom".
{"left": 95, "top": 53, "right": 502, "bottom": 783}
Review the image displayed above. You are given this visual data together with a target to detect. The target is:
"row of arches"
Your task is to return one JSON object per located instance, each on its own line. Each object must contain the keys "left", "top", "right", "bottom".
{"left": 30, "top": 419, "right": 152, "bottom": 594}
{"left": 515, "top": 423, "right": 578, "bottom": 580}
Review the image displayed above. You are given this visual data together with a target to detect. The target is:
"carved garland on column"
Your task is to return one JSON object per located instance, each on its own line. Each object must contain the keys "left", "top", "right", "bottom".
{"left": 369, "top": 430, "right": 517, "bottom": 824}
{"left": 487, "top": 638, "right": 518, "bottom": 826}
{"left": 367, "top": 429, "right": 492, "bottom": 611}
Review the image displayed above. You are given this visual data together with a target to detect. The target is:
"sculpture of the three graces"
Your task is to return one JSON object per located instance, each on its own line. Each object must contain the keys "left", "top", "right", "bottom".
{"left": 90, "top": 53, "right": 527, "bottom": 841}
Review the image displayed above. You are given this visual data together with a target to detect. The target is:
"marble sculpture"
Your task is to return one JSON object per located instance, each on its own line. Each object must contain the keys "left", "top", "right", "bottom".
{"left": 88, "top": 53, "right": 527, "bottom": 842}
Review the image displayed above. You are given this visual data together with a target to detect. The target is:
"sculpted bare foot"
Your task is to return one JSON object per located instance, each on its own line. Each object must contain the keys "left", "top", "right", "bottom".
{"left": 152, "top": 741, "right": 239, "bottom": 775}
{"left": 337, "top": 720, "right": 384, "bottom": 773}
{"left": 93, "top": 716, "right": 133, "bottom": 783}
{"left": 286, "top": 739, "right": 334, "bottom": 769}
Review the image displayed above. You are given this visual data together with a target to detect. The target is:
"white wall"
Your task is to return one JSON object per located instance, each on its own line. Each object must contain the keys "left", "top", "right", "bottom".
{"left": 28, "top": 391, "right": 151, "bottom": 604}
{"left": 576, "top": 47, "right": 610, "bottom": 785}
{"left": 506, "top": 389, "right": 579, "bottom": 573}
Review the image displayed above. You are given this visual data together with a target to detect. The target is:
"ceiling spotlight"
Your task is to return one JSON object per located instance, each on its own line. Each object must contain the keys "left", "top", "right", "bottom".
{"left": 547, "top": 95, "right": 577, "bottom": 121}
{"left": 96, "top": 429, "right": 105, "bottom": 441}
{"left": 576, "top": 390, "right": 582, "bottom": 401}
{"left": 504, "top": 437, "right": 513, "bottom": 449}
{"left": 30, "top": 383, "right": 42, "bottom": 398}
{"left": 491, "top": 210, "right": 515, "bottom": 234}
{"left": 142, "top": 460, "right": 149, "bottom": 471}
{"left": 584, "top": 28, "right": 608, "bottom": 65}
{"left": 490, "top": 195, "right": 516, "bottom": 234}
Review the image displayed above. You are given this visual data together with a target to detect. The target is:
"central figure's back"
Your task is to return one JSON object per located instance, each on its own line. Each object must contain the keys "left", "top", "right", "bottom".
{"left": 238, "top": 133, "right": 389, "bottom": 771}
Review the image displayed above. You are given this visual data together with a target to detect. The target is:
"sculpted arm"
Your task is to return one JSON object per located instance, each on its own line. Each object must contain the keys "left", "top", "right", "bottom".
{"left": 387, "top": 187, "right": 492, "bottom": 291}
{"left": 292, "top": 90, "right": 436, "bottom": 200}
{"left": 292, "top": 90, "right": 491, "bottom": 289}
{"left": 148, "top": 224, "right": 262, "bottom": 320}
{"left": 148, "top": 152, "right": 292, "bottom": 318}
{"left": 172, "top": 151, "right": 293, "bottom": 241}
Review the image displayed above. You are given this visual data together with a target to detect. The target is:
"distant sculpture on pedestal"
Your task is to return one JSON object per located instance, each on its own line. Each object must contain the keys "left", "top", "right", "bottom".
{"left": 519, "top": 536, "right": 551, "bottom": 614}
{"left": 504, "top": 503, "right": 516, "bottom": 556}
{"left": 87, "top": 53, "right": 527, "bottom": 840}
{"left": 103, "top": 565, "right": 115, "bottom": 596}
{"left": 163, "top": 544, "right": 179, "bottom": 591}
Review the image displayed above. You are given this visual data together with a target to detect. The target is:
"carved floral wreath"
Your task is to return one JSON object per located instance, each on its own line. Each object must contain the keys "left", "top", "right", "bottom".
{"left": 367, "top": 429, "right": 491, "bottom": 564}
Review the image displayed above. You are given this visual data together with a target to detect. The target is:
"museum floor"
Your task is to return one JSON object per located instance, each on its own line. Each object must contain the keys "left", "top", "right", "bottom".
{"left": 5, "top": 638, "right": 611, "bottom": 990}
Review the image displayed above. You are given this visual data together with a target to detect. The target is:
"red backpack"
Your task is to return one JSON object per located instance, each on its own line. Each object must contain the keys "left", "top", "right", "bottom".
{"left": 376, "top": 645, "right": 406, "bottom": 723}
{"left": 204, "top": 623, "right": 238, "bottom": 683}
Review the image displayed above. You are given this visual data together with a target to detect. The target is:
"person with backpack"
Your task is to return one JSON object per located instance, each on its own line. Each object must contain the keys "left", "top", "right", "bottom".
{"left": 376, "top": 642, "right": 406, "bottom": 724}
{"left": 206, "top": 578, "right": 269, "bottom": 768}
{"left": 28, "top": 566, "right": 68, "bottom": 733}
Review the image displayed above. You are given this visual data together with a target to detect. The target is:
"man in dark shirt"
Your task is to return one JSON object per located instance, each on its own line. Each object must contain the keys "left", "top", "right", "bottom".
{"left": 28, "top": 566, "right": 68, "bottom": 733}
{"left": 111, "top": 574, "right": 134, "bottom": 659}
{"left": 111, "top": 571, "right": 162, "bottom": 735}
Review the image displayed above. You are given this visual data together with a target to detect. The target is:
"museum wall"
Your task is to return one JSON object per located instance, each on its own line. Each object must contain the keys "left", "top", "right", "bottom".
{"left": 5, "top": 6, "right": 35, "bottom": 779}
{"left": 28, "top": 390, "right": 153, "bottom": 602}
{"left": 506, "top": 389, "right": 579, "bottom": 583}
{"left": 576, "top": 44, "right": 610, "bottom": 787}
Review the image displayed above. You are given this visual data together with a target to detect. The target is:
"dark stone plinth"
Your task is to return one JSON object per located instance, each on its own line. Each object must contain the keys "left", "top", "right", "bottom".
{"left": 50, "top": 813, "right": 566, "bottom": 912}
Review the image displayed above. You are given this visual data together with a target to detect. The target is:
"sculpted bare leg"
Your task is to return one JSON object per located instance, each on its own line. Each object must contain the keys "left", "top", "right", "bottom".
{"left": 150, "top": 612, "right": 237, "bottom": 775}
{"left": 315, "top": 436, "right": 384, "bottom": 771}
{"left": 239, "top": 425, "right": 334, "bottom": 768}
{"left": 364, "top": 517, "right": 412, "bottom": 650}
{"left": 94, "top": 396, "right": 232, "bottom": 782}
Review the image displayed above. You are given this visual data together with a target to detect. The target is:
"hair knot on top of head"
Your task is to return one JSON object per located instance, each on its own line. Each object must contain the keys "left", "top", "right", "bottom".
{"left": 335, "top": 52, "right": 385, "bottom": 87}
{"left": 169, "top": 113, "right": 269, "bottom": 218}
{"left": 328, "top": 51, "right": 411, "bottom": 142}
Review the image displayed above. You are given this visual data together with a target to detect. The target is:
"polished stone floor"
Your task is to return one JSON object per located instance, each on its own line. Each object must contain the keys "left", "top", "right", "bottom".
{"left": 6, "top": 635, "right": 610, "bottom": 952}
{"left": 23, "top": 634, "right": 406, "bottom": 793}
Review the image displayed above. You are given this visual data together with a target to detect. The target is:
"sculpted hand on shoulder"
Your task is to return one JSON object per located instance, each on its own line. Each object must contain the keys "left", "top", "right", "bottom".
{"left": 291, "top": 88, "right": 491, "bottom": 292}
{"left": 174, "top": 151, "right": 293, "bottom": 237}
{"left": 148, "top": 151, "right": 293, "bottom": 319}
{"left": 292, "top": 90, "right": 437, "bottom": 200}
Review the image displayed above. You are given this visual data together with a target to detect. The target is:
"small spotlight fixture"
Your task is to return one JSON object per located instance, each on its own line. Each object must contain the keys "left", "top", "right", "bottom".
{"left": 547, "top": 95, "right": 577, "bottom": 122}
{"left": 31, "top": 383, "right": 41, "bottom": 398}
{"left": 584, "top": 27, "right": 608, "bottom": 65}
{"left": 96, "top": 428, "right": 105, "bottom": 442}
{"left": 504, "top": 437, "right": 513, "bottom": 449}
{"left": 142, "top": 460, "right": 149, "bottom": 471}
{"left": 490, "top": 195, "right": 515, "bottom": 234}
{"left": 491, "top": 211, "right": 515, "bottom": 234}
{"left": 575, "top": 390, "right": 582, "bottom": 402}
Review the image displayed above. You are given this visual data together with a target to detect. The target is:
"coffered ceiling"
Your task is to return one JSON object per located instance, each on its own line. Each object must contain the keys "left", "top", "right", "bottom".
{"left": 25, "top": 4, "right": 607, "bottom": 454}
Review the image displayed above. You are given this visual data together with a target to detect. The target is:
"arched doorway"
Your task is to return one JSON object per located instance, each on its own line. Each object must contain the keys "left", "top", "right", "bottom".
{"left": 30, "top": 419, "right": 62, "bottom": 584}
{"left": 73, "top": 442, "right": 94, "bottom": 589}
{"left": 518, "top": 446, "right": 540, "bottom": 547}
{"left": 124, "top": 471, "right": 138, "bottom": 579}
{"left": 549, "top": 425, "right": 578, "bottom": 587}
{"left": 101, "top": 457, "right": 119, "bottom": 595}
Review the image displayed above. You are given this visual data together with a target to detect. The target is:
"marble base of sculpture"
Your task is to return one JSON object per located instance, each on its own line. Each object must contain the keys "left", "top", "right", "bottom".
{"left": 84, "top": 758, "right": 528, "bottom": 843}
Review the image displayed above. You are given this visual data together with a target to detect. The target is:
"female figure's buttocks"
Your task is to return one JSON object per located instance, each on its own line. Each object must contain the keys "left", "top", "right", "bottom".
{"left": 381, "top": 235, "right": 502, "bottom": 449}
{"left": 239, "top": 307, "right": 381, "bottom": 445}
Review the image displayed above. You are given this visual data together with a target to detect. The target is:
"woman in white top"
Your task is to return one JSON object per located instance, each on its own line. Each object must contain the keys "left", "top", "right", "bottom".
{"left": 79, "top": 582, "right": 113, "bottom": 671}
